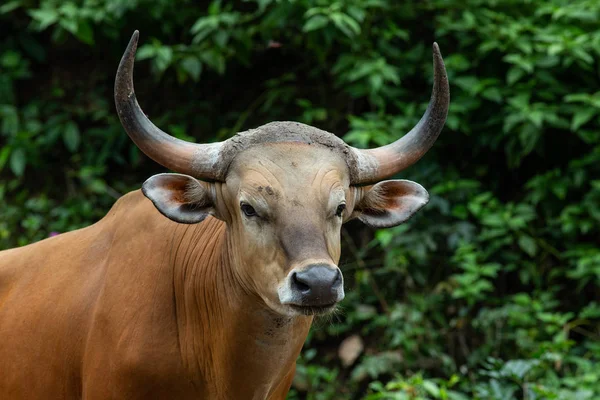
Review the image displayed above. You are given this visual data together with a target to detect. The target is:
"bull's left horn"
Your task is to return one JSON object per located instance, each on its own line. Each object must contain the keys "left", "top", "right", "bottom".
{"left": 115, "top": 31, "right": 224, "bottom": 180}
{"left": 350, "top": 43, "right": 450, "bottom": 184}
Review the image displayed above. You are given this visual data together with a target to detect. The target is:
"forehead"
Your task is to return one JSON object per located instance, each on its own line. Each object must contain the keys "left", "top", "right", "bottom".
{"left": 228, "top": 143, "right": 350, "bottom": 188}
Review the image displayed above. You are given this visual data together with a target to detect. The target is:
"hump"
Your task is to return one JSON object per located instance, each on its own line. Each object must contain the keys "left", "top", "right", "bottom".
{"left": 234, "top": 121, "right": 347, "bottom": 148}
{"left": 220, "top": 121, "right": 359, "bottom": 178}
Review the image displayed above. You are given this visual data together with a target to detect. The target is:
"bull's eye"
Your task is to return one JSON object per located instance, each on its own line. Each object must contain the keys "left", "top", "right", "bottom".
{"left": 335, "top": 203, "right": 346, "bottom": 217}
{"left": 240, "top": 202, "right": 258, "bottom": 217}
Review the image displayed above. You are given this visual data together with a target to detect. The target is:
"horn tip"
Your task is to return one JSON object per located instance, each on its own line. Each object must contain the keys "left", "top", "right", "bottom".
{"left": 129, "top": 30, "right": 139, "bottom": 48}
{"left": 432, "top": 42, "right": 446, "bottom": 71}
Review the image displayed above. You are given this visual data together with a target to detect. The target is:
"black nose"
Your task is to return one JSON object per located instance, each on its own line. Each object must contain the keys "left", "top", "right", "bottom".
{"left": 291, "top": 264, "right": 343, "bottom": 306}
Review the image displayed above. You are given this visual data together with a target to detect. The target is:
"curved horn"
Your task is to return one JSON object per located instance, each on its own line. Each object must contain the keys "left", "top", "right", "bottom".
{"left": 351, "top": 43, "right": 450, "bottom": 184}
{"left": 115, "top": 31, "right": 224, "bottom": 180}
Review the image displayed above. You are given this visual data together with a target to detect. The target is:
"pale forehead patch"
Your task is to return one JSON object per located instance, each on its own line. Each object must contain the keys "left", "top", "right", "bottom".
{"left": 229, "top": 144, "right": 350, "bottom": 211}
{"left": 230, "top": 142, "right": 350, "bottom": 181}
{"left": 220, "top": 121, "right": 360, "bottom": 179}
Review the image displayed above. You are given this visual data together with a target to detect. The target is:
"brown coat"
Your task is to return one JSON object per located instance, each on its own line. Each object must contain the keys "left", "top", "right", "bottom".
{"left": 0, "top": 191, "right": 311, "bottom": 399}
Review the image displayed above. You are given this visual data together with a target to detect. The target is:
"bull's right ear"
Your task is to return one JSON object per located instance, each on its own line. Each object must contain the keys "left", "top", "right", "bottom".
{"left": 350, "top": 180, "right": 429, "bottom": 228}
{"left": 142, "top": 173, "right": 217, "bottom": 224}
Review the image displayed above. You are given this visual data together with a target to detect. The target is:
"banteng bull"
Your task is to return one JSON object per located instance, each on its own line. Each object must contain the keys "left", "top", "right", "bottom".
{"left": 0, "top": 31, "right": 449, "bottom": 399}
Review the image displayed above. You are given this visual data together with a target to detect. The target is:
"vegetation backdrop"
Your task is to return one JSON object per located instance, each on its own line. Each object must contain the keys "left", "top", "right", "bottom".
{"left": 1, "top": 0, "right": 599, "bottom": 399}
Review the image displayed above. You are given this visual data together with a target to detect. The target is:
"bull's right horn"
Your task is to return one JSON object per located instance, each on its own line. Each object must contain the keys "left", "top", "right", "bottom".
{"left": 115, "top": 31, "right": 225, "bottom": 181}
{"left": 350, "top": 43, "right": 450, "bottom": 184}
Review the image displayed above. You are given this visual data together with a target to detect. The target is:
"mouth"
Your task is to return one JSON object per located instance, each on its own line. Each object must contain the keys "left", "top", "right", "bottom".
{"left": 289, "top": 303, "right": 337, "bottom": 316}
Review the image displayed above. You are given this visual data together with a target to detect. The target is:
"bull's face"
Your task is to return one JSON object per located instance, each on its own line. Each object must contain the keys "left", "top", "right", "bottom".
{"left": 142, "top": 143, "right": 429, "bottom": 316}
{"left": 221, "top": 144, "right": 349, "bottom": 316}
{"left": 114, "top": 31, "right": 449, "bottom": 317}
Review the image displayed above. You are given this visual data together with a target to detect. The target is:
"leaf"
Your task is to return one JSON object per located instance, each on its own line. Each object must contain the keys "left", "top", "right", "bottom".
{"left": 518, "top": 123, "right": 541, "bottom": 156}
{"left": 573, "top": 48, "right": 594, "bottom": 64}
{"left": 448, "top": 391, "right": 471, "bottom": 400}
{"left": 0, "top": 146, "right": 11, "bottom": 170}
{"left": 528, "top": 110, "right": 544, "bottom": 128}
{"left": 63, "top": 121, "right": 80, "bottom": 152}
{"left": 571, "top": 108, "right": 596, "bottom": 131}
{"left": 507, "top": 67, "right": 524, "bottom": 85}
{"left": 190, "top": 17, "right": 218, "bottom": 43}
{"left": 503, "top": 54, "right": 534, "bottom": 73}
{"left": 346, "top": 6, "right": 366, "bottom": 23}
{"left": 181, "top": 56, "right": 202, "bottom": 81}
{"left": 580, "top": 302, "right": 600, "bottom": 319}
{"left": 213, "top": 30, "right": 229, "bottom": 47}
{"left": 0, "top": 1, "right": 21, "bottom": 14}
{"left": 564, "top": 93, "right": 592, "bottom": 103}
{"left": 501, "top": 359, "right": 540, "bottom": 380}
{"left": 200, "top": 50, "right": 225, "bottom": 74}
{"left": 507, "top": 93, "right": 530, "bottom": 109}
{"left": 351, "top": 352, "right": 403, "bottom": 382}
{"left": 489, "top": 379, "right": 517, "bottom": 399}
{"left": 59, "top": 18, "right": 78, "bottom": 35}
{"left": 88, "top": 179, "right": 107, "bottom": 193}
{"left": 9, "top": 147, "right": 26, "bottom": 176}
{"left": 154, "top": 46, "right": 173, "bottom": 73}
{"left": 330, "top": 12, "right": 361, "bottom": 38}
{"left": 376, "top": 229, "right": 394, "bottom": 247}
{"left": 0, "top": 104, "right": 19, "bottom": 135}
{"left": 482, "top": 87, "right": 502, "bottom": 103}
{"left": 58, "top": 3, "right": 77, "bottom": 18}
{"left": 75, "top": 20, "right": 94, "bottom": 45}
{"left": 208, "top": 0, "right": 221, "bottom": 15}
{"left": 136, "top": 44, "right": 156, "bottom": 61}
{"left": 251, "top": 0, "right": 274, "bottom": 13}
{"left": 339, "top": 14, "right": 361, "bottom": 36}
{"left": 423, "top": 380, "right": 441, "bottom": 398}
{"left": 481, "top": 213, "right": 504, "bottom": 227}
{"left": 28, "top": 8, "right": 59, "bottom": 30}
{"left": 518, "top": 234, "right": 538, "bottom": 257}
{"left": 303, "top": 15, "right": 329, "bottom": 32}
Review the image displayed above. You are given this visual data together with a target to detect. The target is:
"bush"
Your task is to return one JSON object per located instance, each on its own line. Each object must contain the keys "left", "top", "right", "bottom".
{"left": 1, "top": 1, "right": 599, "bottom": 398}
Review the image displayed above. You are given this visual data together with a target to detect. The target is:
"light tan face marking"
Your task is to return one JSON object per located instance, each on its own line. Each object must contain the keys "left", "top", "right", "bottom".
{"left": 219, "top": 143, "right": 351, "bottom": 315}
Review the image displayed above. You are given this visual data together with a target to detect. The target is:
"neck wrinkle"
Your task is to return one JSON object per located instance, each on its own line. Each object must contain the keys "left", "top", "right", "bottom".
{"left": 170, "top": 217, "right": 312, "bottom": 399}
{"left": 171, "top": 217, "right": 234, "bottom": 393}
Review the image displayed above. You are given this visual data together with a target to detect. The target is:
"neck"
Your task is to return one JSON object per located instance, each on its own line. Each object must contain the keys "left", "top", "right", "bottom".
{"left": 170, "top": 217, "right": 312, "bottom": 398}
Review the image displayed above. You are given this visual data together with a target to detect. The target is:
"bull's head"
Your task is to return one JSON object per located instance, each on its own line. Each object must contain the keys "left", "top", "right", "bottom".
{"left": 114, "top": 31, "right": 449, "bottom": 317}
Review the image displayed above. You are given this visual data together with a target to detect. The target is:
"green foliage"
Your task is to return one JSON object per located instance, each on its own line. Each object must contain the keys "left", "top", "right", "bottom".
{"left": 1, "top": 0, "right": 599, "bottom": 399}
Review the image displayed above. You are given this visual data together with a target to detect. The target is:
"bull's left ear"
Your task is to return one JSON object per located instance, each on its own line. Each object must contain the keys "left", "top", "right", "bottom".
{"left": 142, "top": 173, "right": 217, "bottom": 224}
{"left": 351, "top": 180, "right": 429, "bottom": 228}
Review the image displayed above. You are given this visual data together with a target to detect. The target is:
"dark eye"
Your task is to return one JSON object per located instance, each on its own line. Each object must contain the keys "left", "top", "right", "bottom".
{"left": 241, "top": 203, "right": 258, "bottom": 217}
{"left": 335, "top": 203, "right": 346, "bottom": 217}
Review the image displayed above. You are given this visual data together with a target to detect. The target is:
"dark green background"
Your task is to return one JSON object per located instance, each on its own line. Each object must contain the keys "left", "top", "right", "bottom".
{"left": 1, "top": 1, "right": 599, "bottom": 399}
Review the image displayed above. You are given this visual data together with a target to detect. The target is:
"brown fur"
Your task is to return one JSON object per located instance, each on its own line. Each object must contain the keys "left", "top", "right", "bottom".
{"left": 0, "top": 144, "right": 356, "bottom": 399}
{"left": 0, "top": 143, "right": 426, "bottom": 398}
{"left": 0, "top": 191, "right": 311, "bottom": 399}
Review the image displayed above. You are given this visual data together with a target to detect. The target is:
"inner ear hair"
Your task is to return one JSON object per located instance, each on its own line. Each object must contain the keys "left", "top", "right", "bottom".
{"left": 184, "top": 181, "right": 211, "bottom": 208}
{"left": 360, "top": 186, "right": 385, "bottom": 212}
{"left": 356, "top": 184, "right": 392, "bottom": 213}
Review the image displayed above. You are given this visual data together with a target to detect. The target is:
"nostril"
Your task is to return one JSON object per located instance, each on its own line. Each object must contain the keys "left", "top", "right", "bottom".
{"left": 333, "top": 269, "right": 342, "bottom": 286}
{"left": 292, "top": 272, "right": 311, "bottom": 293}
